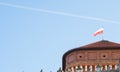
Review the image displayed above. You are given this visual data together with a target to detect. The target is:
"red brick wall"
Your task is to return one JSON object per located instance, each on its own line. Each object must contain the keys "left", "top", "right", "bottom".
{"left": 65, "top": 49, "right": 120, "bottom": 68}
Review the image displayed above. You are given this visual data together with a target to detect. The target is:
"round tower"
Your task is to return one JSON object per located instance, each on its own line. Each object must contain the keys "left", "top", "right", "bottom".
{"left": 62, "top": 40, "right": 120, "bottom": 72}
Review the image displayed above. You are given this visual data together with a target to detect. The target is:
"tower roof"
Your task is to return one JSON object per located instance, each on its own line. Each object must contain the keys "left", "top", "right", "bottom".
{"left": 81, "top": 40, "right": 120, "bottom": 49}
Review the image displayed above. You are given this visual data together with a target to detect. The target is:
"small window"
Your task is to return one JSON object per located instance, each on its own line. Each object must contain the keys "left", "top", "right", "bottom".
{"left": 79, "top": 56, "right": 82, "bottom": 58}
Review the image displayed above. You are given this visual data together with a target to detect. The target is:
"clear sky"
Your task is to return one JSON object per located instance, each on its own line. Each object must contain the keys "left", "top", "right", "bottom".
{"left": 0, "top": 0, "right": 120, "bottom": 72}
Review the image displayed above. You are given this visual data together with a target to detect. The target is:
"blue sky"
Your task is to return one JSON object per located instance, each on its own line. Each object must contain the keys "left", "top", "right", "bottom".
{"left": 0, "top": 0, "right": 120, "bottom": 72}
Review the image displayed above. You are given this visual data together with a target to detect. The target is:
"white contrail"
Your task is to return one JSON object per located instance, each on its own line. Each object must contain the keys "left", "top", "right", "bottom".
{"left": 0, "top": 2, "right": 119, "bottom": 24}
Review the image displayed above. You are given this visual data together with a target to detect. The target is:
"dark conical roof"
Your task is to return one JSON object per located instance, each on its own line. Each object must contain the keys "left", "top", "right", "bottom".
{"left": 81, "top": 40, "right": 120, "bottom": 49}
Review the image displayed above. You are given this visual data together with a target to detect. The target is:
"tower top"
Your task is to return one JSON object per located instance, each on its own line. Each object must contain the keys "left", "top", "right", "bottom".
{"left": 81, "top": 40, "right": 120, "bottom": 49}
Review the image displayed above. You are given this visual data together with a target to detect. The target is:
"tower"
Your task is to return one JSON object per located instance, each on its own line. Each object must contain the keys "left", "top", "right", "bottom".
{"left": 62, "top": 40, "right": 120, "bottom": 72}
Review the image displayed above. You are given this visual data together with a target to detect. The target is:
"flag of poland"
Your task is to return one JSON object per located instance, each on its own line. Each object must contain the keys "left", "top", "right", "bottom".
{"left": 94, "top": 28, "right": 104, "bottom": 36}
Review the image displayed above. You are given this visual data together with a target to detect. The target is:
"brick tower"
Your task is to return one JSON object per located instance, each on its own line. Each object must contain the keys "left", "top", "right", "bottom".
{"left": 62, "top": 40, "right": 120, "bottom": 72}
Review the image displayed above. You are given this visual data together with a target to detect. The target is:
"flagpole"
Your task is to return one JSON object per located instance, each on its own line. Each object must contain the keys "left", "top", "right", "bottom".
{"left": 102, "top": 27, "right": 104, "bottom": 40}
{"left": 102, "top": 32, "right": 104, "bottom": 40}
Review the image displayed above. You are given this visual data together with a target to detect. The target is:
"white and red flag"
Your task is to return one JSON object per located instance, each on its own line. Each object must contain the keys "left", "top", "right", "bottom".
{"left": 94, "top": 28, "right": 104, "bottom": 36}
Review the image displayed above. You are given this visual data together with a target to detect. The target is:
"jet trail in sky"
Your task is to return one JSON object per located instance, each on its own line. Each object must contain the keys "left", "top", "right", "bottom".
{"left": 0, "top": 2, "right": 119, "bottom": 24}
